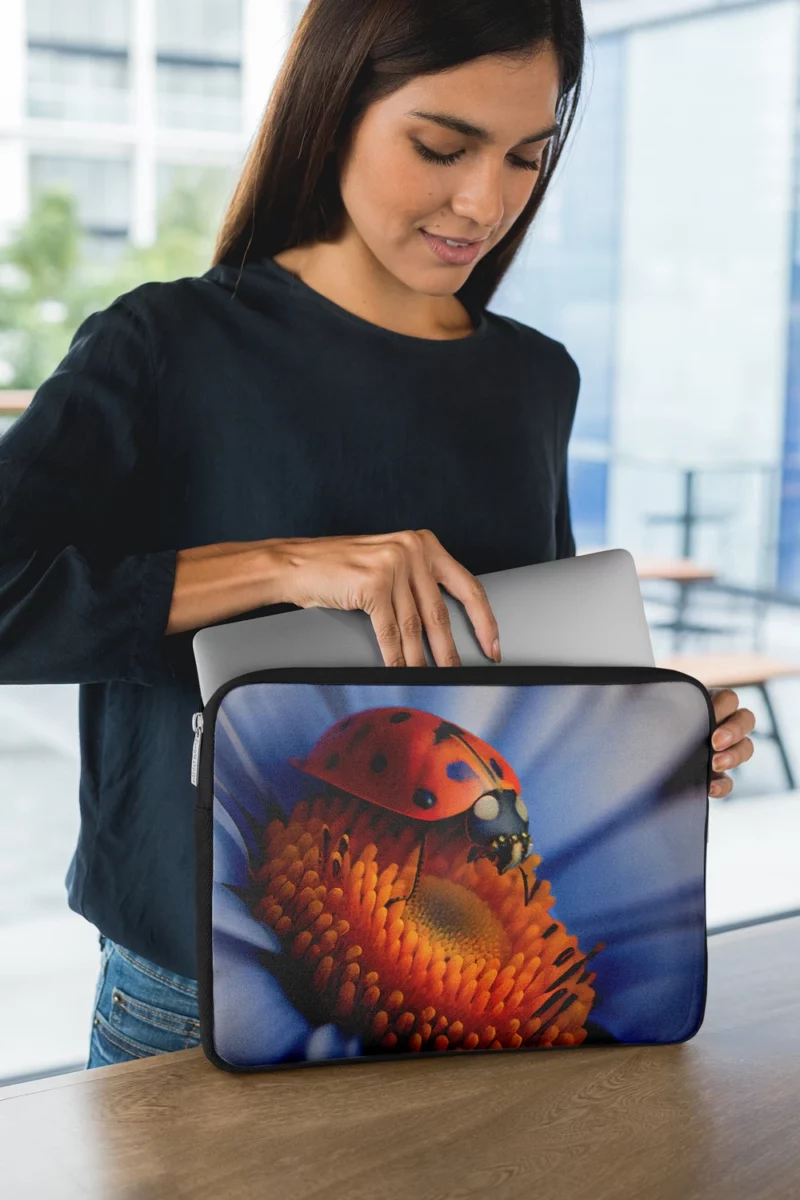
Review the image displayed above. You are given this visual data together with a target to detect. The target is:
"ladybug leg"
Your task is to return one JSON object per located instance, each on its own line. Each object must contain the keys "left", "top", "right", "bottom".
{"left": 519, "top": 863, "right": 542, "bottom": 907}
{"left": 386, "top": 832, "right": 426, "bottom": 907}
{"left": 321, "top": 825, "right": 351, "bottom": 878}
{"left": 332, "top": 833, "right": 350, "bottom": 877}
{"left": 405, "top": 832, "right": 426, "bottom": 905}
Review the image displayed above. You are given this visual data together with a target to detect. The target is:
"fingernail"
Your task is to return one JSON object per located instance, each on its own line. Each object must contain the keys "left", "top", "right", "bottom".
{"left": 714, "top": 729, "right": 733, "bottom": 749}
{"left": 492, "top": 638, "right": 501, "bottom": 662}
{"left": 714, "top": 753, "right": 733, "bottom": 770}
{"left": 709, "top": 784, "right": 721, "bottom": 797}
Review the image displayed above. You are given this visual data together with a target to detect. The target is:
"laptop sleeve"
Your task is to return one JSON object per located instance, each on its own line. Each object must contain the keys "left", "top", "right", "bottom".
{"left": 192, "top": 664, "right": 714, "bottom": 1072}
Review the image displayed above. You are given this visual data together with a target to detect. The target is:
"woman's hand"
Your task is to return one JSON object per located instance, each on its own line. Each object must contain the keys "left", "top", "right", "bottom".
{"left": 709, "top": 688, "right": 756, "bottom": 798}
{"left": 274, "top": 528, "right": 501, "bottom": 668}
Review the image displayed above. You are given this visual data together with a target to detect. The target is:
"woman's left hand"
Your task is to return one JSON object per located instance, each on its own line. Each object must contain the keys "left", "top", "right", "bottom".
{"left": 709, "top": 688, "right": 756, "bottom": 798}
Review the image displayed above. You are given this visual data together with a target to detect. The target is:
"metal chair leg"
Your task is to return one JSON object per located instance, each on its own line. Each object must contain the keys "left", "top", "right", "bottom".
{"left": 674, "top": 581, "right": 688, "bottom": 651}
{"left": 759, "top": 683, "right": 796, "bottom": 792}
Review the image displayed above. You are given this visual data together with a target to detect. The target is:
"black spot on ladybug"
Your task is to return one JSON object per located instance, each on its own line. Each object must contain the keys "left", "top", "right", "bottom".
{"left": 326, "top": 752, "right": 340, "bottom": 769}
{"left": 446, "top": 759, "right": 479, "bottom": 782}
{"left": 490, "top": 757, "right": 504, "bottom": 778}
{"left": 433, "top": 720, "right": 463, "bottom": 744}
{"left": 413, "top": 788, "right": 438, "bottom": 810}
{"left": 389, "top": 711, "right": 412, "bottom": 723}
{"left": 370, "top": 753, "right": 388, "bottom": 773}
{"left": 348, "top": 722, "right": 372, "bottom": 750}
{"left": 338, "top": 717, "right": 353, "bottom": 730}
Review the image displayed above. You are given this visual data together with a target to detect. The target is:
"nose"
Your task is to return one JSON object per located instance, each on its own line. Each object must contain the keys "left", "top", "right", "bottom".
{"left": 449, "top": 158, "right": 505, "bottom": 232}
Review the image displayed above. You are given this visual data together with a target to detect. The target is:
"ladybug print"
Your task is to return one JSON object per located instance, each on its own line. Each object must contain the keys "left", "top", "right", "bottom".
{"left": 289, "top": 706, "right": 536, "bottom": 903}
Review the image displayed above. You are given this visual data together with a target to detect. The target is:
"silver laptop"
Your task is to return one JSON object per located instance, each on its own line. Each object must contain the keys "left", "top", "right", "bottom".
{"left": 193, "top": 548, "right": 654, "bottom": 704}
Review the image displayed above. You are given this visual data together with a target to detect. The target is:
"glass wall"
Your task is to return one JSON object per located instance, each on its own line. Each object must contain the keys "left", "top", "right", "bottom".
{"left": 495, "top": 0, "right": 800, "bottom": 940}
{"left": 493, "top": 32, "right": 627, "bottom": 552}
{"left": 496, "top": 0, "right": 797, "bottom": 590}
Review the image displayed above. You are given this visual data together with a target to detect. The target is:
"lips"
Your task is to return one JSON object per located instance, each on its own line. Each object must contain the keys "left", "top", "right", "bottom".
{"left": 420, "top": 229, "right": 485, "bottom": 265}
{"left": 423, "top": 231, "right": 485, "bottom": 244}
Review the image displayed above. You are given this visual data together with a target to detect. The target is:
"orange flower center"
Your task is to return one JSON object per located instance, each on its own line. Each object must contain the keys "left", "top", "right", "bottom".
{"left": 251, "top": 791, "right": 602, "bottom": 1054}
{"left": 405, "top": 875, "right": 510, "bottom": 964}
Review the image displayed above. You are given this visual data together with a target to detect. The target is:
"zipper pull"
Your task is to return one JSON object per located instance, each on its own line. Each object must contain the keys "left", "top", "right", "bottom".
{"left": 190, "top": 712, "right": 204, "bottom": 787}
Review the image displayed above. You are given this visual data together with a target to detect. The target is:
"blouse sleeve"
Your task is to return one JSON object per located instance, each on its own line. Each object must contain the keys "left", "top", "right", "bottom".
{"left": 555, "top": 470, "right": 576, "bottom": 559}
{"left": 554, "top": 343, "right": 580, "bottom": 560}
{"left": 0, "top": 297, "right": 178, "bottom": 686}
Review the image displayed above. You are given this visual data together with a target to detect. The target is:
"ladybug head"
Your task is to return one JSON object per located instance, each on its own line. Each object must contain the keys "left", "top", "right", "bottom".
{"left": 465, "top": 788, "right": 532, "bottom": 875}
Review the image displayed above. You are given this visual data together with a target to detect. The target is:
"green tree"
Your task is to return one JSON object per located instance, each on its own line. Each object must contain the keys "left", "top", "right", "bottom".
{"left": 0, "top": 171, "right": 229, "bottom": 391}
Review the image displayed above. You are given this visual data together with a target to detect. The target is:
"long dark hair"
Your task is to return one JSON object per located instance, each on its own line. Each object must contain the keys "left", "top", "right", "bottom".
{"left": 213, "top": 0, "right": 586, "bottom": 313}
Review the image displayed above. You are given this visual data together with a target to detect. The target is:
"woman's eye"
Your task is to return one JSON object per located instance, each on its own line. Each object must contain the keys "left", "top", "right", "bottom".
{"left": 413, "top": 142, "right": 542, "bottom": 172}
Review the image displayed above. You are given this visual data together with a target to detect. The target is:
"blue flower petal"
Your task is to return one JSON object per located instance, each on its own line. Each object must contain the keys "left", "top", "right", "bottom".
{"left": 305, "top": 1023, "right": 363, "bottom": 1061}
{"left": 211, "top": 928, "right": 311, "bottom": 1066}
{"left": 343, "top": 1035, "right": 362, "bottom": 1058}
{"left": 212, "top": 881, "right": 281, "bottom": 954}
{"left": 211, "top": 864, "right": 358, "bottom": 1066}
{"left": 213, "top": 808, "right": 252, "bottom": 888}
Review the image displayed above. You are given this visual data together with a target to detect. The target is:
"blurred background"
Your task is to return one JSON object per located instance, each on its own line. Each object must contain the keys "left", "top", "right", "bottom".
{"left": 2, "top": 0, "right": 800, "bottom": 1084}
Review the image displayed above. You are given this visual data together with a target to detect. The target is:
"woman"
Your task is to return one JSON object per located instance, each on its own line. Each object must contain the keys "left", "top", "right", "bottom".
{"left": 0, "top": 0, "right": 754, "bottom": 1069}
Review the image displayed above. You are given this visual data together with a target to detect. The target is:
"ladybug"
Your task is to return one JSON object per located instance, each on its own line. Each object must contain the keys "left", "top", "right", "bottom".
{"left": 289, "top": 706, "right": 537, "bottom": 904}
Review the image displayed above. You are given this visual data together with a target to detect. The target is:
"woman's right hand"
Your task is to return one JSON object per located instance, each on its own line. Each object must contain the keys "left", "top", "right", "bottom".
{"left": 271, "top": 529, "right": 501, "bottom": 668}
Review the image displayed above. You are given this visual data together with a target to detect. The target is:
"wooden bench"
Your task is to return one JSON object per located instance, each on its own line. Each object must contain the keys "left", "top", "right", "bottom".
{"left": 658, "top": 652, "right": 800, "bottom": 791}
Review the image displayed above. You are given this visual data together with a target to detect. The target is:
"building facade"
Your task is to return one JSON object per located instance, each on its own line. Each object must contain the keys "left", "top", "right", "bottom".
{"left": 0, "top": 0, "right": 294, "bottom": 253}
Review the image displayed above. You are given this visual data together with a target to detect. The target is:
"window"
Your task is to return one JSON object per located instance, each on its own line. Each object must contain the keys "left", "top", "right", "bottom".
{"left": 27, "top": 48, "right": 129, "bottom": 124}
{"left": 30, "top": 154, "right": 131, "bottom": 242}
{"left": 26, "top": 0, "right": 131, "bottom": 124}
{"left": 27, "top": 0, "right": 129, "bottom": 45}
{"left": 156, "top": 0, "right": 242, "bottom": 132}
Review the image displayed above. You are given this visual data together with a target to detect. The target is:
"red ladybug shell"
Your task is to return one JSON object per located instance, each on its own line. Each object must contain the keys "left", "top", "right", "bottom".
{"left": 288, "top": 706, "right": 521, "bottom": 822}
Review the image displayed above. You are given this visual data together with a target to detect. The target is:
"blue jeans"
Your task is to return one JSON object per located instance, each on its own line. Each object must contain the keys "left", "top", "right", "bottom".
{"left": 86, "top": 933, "right": 201, "bottom": 1069}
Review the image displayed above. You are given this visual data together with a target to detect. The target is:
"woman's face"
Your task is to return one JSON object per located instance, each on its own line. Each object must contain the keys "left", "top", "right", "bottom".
{"left": 337, "top": 46, "right": 562, "bottom": 295}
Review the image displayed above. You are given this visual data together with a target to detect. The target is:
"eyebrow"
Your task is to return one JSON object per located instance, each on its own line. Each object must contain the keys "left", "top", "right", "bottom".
{"left": 406, "top": 109, "right": 561, "bottom": 146}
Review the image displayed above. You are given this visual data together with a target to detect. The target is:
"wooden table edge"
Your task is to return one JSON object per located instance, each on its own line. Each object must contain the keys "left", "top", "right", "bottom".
{"left": 3, "top": 914, "right": 798, "bottom": 1101}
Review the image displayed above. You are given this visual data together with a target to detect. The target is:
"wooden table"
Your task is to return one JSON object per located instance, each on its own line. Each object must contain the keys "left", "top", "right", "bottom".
{"left": 659, "top": 651, "right": 800, "bottom": 690}
{"left": 2, "top": 918, "right": 799, "bottom": 1199}
{"left": 578, "top": 549, "right": 718, "bottom": 582}
{"left": 0, "top": 390, "right": 33, "bottom": 417}
{"left": 631, "top": 555, "right": 718, "bottom": 584}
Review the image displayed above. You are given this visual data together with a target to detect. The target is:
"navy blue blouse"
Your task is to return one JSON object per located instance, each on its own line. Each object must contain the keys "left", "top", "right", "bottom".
{"left": 0, "top": 255, "right": 580, "bottom": 977}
